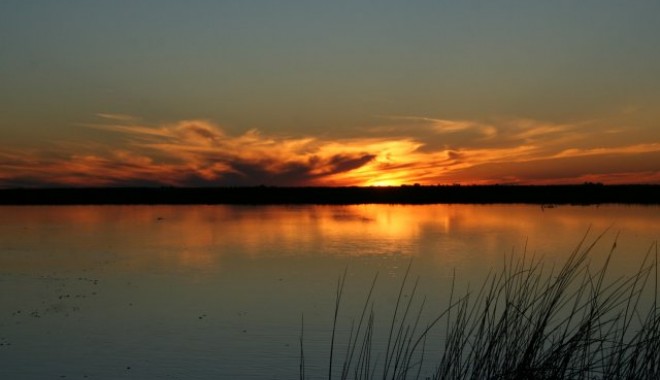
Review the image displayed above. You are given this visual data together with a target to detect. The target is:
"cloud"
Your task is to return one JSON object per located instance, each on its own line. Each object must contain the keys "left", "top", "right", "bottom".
{"left": 0, "top": 119, "right": 384, "bottom": 187}
{"left": 553, "top": 143, "right": 660, "bottom": 159}
{"left": 96, "top": 113, "right": 141, "bottom": 122}
{"left": 0, "top": 115, "right": 658, "bottom": 187}
{"left": 370, "top": 116, "right": 589, "bottom": 155}
{"left": 379, "top": 116, "right": 498, "bottom": 141}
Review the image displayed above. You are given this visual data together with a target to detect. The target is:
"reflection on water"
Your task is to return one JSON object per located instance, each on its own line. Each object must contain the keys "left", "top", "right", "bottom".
{"left": 0, "top": 205, "right": 658, "bottom": 378}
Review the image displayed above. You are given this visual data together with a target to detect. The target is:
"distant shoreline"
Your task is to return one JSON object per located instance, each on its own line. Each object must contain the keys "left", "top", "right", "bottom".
{"left": 0, "top": 184, "right": 658, "bottom": 205}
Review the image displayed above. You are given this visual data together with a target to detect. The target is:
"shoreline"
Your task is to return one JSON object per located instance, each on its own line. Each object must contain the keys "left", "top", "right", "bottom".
{"left": 1, "top": 184, "right": 658, "bottom": 205}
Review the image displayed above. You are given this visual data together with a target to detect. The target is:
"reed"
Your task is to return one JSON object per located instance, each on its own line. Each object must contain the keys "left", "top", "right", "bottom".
{"left": 300, "top": 232, "right": 660, "bottom": 379}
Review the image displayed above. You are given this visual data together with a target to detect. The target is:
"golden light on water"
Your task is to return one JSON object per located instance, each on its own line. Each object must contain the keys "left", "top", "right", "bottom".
{"left": 3, "top": 204, "right": 659, "bottom": 273}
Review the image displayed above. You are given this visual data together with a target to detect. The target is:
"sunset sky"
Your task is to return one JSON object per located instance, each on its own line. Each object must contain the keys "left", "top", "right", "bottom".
{"left": 1, "top": 1, "right": 659, "bottom": 187}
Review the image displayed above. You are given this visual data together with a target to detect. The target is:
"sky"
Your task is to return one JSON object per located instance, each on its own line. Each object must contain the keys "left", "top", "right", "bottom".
{"left": 1, "top": 0, "right": 659, "bottom": 187}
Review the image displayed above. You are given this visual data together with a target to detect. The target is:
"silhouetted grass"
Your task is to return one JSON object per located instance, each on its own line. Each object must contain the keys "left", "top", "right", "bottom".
{"left": 301, "top": 231, "right": 660, "bottom": 379}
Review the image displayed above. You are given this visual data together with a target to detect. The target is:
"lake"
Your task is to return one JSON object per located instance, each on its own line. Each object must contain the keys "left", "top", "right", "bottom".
{"left": 0, "top": 204, "right": 658, "bottom": 379}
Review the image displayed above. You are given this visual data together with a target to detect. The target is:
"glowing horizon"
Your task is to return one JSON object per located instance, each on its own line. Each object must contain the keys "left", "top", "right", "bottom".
{"left": 1, "top": 114, "right": 658, "bottom": 188}
{"left": 1, "top": 2, "right": 659, "bottom": 187}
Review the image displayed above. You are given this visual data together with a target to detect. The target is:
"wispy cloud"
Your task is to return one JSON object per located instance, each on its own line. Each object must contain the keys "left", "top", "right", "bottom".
{"left": 0, "top": 115, "right": 658, "bottom": 187}
{"left": 377, "top": 116, "right": 498, "bottom": 141}
{"left": 553, "top": 143, "right": 660, "bottom": 159}
{"left": 96, "top": 113, "right": 141, "bottom": 122}
{"left": 372, "top": 116, "right": 589, "bottom": 152}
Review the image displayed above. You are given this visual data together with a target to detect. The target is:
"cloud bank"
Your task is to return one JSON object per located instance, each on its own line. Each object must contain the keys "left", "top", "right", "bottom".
{"left": 0, "top": 115, "right": 658, "bottom": 187}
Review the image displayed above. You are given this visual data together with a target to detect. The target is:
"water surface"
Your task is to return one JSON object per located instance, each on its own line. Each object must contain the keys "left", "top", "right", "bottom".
{"left": 0, "top": 204, "right": 658, "bottom": 378}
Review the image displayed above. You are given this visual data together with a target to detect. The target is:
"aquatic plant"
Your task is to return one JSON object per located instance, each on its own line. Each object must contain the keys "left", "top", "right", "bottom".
{"left": 300, "top": 231, "right": 660, "bottom": 379}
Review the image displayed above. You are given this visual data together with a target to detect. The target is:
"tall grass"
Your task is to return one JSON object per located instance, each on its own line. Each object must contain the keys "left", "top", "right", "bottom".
{"left": 300, "top": 232, "right": 659, "bottom": 379}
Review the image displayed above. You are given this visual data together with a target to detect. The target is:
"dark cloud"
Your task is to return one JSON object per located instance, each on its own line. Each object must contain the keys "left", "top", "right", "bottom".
{"left": 325, "top": 154, "right": 376, "bottom": 175}
{"left": 1, "top": 117, "right": 658, "bottom": 187}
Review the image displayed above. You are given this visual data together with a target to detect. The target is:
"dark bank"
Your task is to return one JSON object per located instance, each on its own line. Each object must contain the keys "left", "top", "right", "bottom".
{"left": 0, "top": 184, "right": 658, "bottom": 205}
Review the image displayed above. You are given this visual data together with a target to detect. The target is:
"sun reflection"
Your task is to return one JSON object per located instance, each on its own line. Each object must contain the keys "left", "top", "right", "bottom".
{"left": 2, "top": 205, "right": 659, "bottom": 274}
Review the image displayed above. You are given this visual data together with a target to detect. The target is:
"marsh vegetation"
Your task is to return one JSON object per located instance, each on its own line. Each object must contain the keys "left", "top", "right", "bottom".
{"left": 303, "top": 231, "right": 660, "bottom": 379}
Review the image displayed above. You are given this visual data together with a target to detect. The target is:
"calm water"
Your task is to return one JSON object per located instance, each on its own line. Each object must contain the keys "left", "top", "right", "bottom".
{"left": 0, "top": 204, "right": 658, "bottom": 379}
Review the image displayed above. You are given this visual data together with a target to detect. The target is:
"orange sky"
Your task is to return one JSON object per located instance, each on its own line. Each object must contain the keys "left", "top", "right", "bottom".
{"left": 1, "top": 114, "right": 659, "bottom": 187}
{"left": 1, "top": 2, "right": 659, "bottom": 187}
